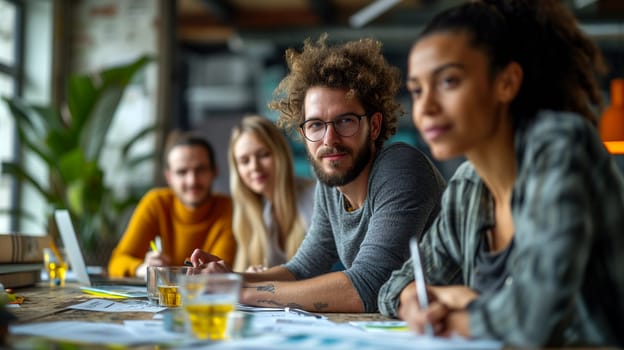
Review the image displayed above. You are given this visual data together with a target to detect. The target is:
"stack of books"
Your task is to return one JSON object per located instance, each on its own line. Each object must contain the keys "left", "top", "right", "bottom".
{"left": 0, "top": 233, "right": 51, "bottom": 288}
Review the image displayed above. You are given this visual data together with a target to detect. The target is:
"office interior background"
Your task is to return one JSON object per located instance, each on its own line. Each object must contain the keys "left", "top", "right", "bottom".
{"left": 1, "top": 0, "right": 623, "bottom": 239}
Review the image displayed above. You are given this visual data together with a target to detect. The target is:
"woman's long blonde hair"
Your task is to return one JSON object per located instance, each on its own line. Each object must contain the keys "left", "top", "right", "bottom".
{"left": 229, "top": 115, "right": 306, "bottom": 272}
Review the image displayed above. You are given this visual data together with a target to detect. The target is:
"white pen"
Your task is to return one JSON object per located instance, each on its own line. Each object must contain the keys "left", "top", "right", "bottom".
{"left": 409, "top": 236, "right": 434, "bottom": 336}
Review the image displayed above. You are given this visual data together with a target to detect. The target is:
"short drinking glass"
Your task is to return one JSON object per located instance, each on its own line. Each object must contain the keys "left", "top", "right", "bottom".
{"left": 155, "top": 266, "right": 193, "bottom": 307}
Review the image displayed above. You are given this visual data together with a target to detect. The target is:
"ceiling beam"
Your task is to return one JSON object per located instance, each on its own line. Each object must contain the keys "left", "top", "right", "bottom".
{"left": 201, "top": 0, "right": 234, "bottom": 22}
{"left": 309, "top": 0, "right": 335, "bottom": 24}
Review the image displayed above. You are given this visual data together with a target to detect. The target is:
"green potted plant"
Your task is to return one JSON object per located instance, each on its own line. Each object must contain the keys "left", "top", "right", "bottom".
{"left": 0, "top": 285, "right": 16, "bottom": 346}
{"left": 1, "top": 55, "right": 156, "bottom": 265}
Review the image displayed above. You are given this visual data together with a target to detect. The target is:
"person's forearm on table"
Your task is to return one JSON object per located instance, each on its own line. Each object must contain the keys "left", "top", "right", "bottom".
{"left": 239, "top": 271, "right": 364, "bottom": 312}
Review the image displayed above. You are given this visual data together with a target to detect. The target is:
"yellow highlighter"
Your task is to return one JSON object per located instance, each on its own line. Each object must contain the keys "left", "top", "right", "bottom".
{"left": 48, "top": 239, "right": 66, "bottom": 266}
{"left": 149, "top": 240, "right": 159, "bottom": 253}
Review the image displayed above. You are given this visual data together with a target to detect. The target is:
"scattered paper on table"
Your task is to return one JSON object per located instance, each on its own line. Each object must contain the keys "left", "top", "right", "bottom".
{"left": 12, "top": 301, "right": 502, "bottom": 350}
{"left": 68, "top": 298, "right": 166, "bottom": 313}
{"left": 190, "top": 332, "right": 503, "bottom": 350}
{"left": 10, "top": 320, "right": 185, "bottom": 346}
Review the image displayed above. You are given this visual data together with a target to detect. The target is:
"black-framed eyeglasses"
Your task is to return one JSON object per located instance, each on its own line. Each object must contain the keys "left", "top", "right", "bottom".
{"left": 299, "top": 113, "right": 367, "bottom": 142}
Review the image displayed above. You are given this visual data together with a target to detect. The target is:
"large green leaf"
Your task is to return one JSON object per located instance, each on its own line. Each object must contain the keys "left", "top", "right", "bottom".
{"left": 5, "top": 99, "right": 47, "bottom": 150}
{"left": 3, "top": 97, "right": 37, "bottom": 134}
{"left": 99, "top": 56, "right": 152, "bottom": 88}
{"left": 15, "top": 127, "right": 55, "bottom": 167}
{"left": 80, "top": 84, "right": 125, "bottom": 161}
{"left": 67, "top": 181, "right": 86, "bottom": 216}
{"left": 29, "top": 106, "right": 75, "bottom": 157}
{"left": 67, "top": 177, "right": 106, "bottom": 217}
{"left": 47, "top": 128, "right": 74, "bottom": 159}
{"left": 4, "top": 99, "right": 60, "bottom": 166}
{"left": 121, "top": 124, "right": 157, "bottom": 158}
{"left": 81, "top": 164, "right": 105, "bottom": 214}
{"left": 31, "top": 105, "right": 65, "bottom": 132}
{"left": 125, "top": 152, "right": 157, "bottom": 170}
{"left": 79, "top": 56, "right": 152, "bottom": 162}
{"left": 67, "top": 74, "right": 97, "bottom": 135}
{"left": 0, "top": 161, "right": 52, "bottom": 202}
{"left": 58, "top": 148, "right": 88, "bottom": 184}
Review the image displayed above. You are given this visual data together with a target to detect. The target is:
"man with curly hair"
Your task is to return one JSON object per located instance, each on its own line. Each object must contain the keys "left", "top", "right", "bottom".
{"left": 191, "top": 35, "right": 445, "bottom": 313}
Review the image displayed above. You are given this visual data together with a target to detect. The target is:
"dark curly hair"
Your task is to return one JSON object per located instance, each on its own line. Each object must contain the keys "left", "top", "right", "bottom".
{"left": 419, "top": 0, "right": 606, "bottom": 127}
{"left": 269, "top": 33, "right": 403, "bottom": 149}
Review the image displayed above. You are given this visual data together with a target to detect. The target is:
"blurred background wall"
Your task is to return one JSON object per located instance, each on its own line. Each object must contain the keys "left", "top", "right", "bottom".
{"left": 1, "top": 0, "right": 623, "bottom": 237}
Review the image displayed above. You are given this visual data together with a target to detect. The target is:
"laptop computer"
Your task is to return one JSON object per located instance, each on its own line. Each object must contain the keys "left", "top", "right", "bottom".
{"left": 54, "top": 209, "right": 147, "bottom": 298}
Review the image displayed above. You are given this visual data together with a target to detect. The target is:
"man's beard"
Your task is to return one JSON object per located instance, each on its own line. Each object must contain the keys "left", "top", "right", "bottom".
{"left": 310, "top": 135, "right": 373, "bottom": 187}
{"left": 180, "top": 186, "right": 211, "bottom": 208}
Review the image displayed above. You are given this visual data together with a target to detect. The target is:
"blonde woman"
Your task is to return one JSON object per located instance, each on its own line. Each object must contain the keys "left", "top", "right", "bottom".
{"left": 229, "top": 115, "right": 315, "bottom": 272}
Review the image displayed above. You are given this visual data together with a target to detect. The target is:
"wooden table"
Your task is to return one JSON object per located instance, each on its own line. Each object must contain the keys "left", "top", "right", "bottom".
{"left": 5, "top": 283, "right": 392, "bottom": 348}
{"left": 10, "top": 283, "right": 155, "bottom": 325}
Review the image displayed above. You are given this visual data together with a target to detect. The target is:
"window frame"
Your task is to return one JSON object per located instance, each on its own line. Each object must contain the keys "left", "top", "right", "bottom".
{"left": 0, "top": 0, "right": 25, "bottom": 231}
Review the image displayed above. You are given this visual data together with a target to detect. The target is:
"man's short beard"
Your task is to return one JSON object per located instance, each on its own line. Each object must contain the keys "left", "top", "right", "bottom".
{"left": 311, "top": 134, "right": 373, "bottom": 187}
{"left": 180, "top": 186, "right": 211, "bottom": 208}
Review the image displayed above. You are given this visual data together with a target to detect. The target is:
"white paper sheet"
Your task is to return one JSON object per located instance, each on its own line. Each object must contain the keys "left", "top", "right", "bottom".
{"left": 67, "top": 298, "right": 166, "bottom": 313}
{"left": 10, "top": 320, "right": 185, "bottom": 346}
{"left": 174, "top": 314, "right": 502, "bottom": 350}
{"left": 186, "top": 332, "right": 503, "bottom": 350}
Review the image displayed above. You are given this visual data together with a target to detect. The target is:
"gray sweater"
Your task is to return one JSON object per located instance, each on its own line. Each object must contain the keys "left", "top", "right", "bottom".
{"left": 284, "top": 142, "right": 446, "bottom": 312}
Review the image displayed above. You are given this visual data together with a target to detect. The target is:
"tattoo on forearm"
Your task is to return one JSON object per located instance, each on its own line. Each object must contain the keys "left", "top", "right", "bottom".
{"left": 242, "top": 284, "right": 276, "bottom": 293}
{"left": 284, "top": 302, "right": 306, "bottom": 309}
{"left": 313, "top": 303, "right": 328, "bottom": 312}
{"left": 244, "top": 283, "right": 328, "bottom": 311}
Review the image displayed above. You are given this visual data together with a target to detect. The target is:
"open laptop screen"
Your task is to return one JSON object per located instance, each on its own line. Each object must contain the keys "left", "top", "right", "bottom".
{"left": 54, "top": 209, "right": 91, "bottom": 286}
{"left": 54, "top": 209, "right": 146, "bottom": 297}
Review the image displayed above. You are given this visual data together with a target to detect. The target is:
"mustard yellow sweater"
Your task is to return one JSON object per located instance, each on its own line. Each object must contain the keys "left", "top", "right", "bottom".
{"left": 108, "top": 188, "right": 237, "bottom": 277}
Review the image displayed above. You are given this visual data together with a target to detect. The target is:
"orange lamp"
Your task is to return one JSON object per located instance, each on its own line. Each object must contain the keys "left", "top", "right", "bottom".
{"left": 600, "top": 78, "right": 624, "bottom": 154}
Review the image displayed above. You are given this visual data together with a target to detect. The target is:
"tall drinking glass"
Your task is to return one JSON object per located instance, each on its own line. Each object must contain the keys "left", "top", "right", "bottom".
{"left": 180, "top": 273, "right": 241, "bottom": 341}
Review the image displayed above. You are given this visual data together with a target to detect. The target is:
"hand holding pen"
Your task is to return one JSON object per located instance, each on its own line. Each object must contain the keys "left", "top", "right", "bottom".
{"left": 136, "top": 238, "right": 171, "bottom": 278}
{"left": 399, "top": 238, "right": 475, "bottom": 337}
{"left": 146, "top": 238, "right": 171, "bottom": 266}
{"left": 398, "top": 279, "right": 442, "bottom": 335}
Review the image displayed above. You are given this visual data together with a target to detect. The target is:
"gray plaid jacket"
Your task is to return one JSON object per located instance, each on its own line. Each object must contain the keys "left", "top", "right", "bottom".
{"left": 378, "top": 110, "right": 624, "bottom": 347}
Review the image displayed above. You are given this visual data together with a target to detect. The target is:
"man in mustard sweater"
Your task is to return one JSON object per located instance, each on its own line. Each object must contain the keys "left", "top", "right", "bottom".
{"left": 108, "top": 132, "right": 236, "bottom": 278}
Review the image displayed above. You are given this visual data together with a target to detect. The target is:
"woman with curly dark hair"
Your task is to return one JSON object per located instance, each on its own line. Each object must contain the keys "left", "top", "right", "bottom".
{"left": 378, "top": 0, "right": 624, "bottom": 347}
{"left": 191, "top": 35, "right": 446, "bottom": 313}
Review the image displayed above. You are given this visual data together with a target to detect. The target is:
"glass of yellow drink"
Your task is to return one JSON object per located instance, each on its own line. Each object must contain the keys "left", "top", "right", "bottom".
{"left": 180, "top": 273, "right": 241, "bottom": 341}
{"left": 155, "top": 266, "right": 194, "bottom": 307}
{"left": 43, "top": 247, "right": 68, "bottom": 287}
{"left": 146, "top": 266, "right": 160, "bottom": 305}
